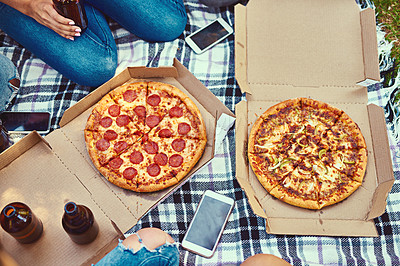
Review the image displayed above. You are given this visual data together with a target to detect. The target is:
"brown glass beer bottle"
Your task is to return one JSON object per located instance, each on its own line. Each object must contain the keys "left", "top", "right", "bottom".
{"left": 62, "top": 202, "right": 99, "bottom": 244}
{"left": 0, "top": 202, "right": 44, "bottom": 244}
{"left": 0, "top": 119, "right": 13, "bottom": 153}
{"left": 53, "top": 0, "right": 88, "bottom": 32}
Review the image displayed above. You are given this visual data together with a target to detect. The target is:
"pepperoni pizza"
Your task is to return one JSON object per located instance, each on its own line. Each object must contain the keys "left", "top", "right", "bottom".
{"left": 85, "top": 81, "right": 207, "bottom": 192}
{"left": 248, "top": 98, "right": 367, "bottom": 209}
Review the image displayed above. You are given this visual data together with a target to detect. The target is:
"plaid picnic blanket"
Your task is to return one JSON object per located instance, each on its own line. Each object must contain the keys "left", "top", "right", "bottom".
{"left": 1, "top": 0, "right": 399, "bottom": 265}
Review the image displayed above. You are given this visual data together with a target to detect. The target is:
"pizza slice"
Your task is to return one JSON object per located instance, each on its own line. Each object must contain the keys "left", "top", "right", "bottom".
{"left": 269, "top": 167, "right": 320, "bottom": 210}
{"left": 144, "top": 82, "right": 184, "bottom": 131}
{"left": 310, "top": 157, "right": 362, "bottom": 208}
{"left": 317, "top": 171, "right": 361, "bottom": 209}
{"left": 85, "top": 94, "right": 142, "bottom": 137}
{"left": 84, "top": 130, "right": 138, "bottom": 168}
{"left": 329, "top": 112, "right": 367, "bottom": 150}
{"left": 248, "top": 150, "right": 298, "bottom": 193}
{"left": 108, "top": 81, "right": 148, "bottom": 133}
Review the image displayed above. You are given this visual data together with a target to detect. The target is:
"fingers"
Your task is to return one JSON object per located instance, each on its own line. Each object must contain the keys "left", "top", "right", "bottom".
{"left": 45, "top": 5, "right": 82, "bottom": 40}
{"left": 27, "top": 1, "right": 83, "bottom": 40}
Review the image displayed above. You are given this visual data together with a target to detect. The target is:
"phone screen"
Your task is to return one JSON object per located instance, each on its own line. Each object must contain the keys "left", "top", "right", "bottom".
{"left": 190, "top": 20, "right": 230, "bottom": 50}
{"left": 185, "top": 195, "right": 232, "bottom": 250}
{"left": 0, "top": 112, "right": 50, "bottom": 132}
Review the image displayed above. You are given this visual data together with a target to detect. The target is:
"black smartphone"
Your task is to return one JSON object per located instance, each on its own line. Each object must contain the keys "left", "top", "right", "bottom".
{"left": 0, "top": 111, "right": 51, "bottom": 134}
{"left": 182, "top": 190, "right": 235, "bottom": 258}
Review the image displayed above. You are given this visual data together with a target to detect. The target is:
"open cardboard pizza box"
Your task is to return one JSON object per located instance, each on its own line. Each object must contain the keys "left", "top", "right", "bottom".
{"left": 0, "top": 59, "right": 234, "bottom": 265}
{"left": 234, "top": 0, "right": 395, "bottom": 236}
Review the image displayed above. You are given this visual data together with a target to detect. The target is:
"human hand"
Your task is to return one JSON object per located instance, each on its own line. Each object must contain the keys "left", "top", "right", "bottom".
{"left": 24, "top": 0, "right": 81, "bottom": 40}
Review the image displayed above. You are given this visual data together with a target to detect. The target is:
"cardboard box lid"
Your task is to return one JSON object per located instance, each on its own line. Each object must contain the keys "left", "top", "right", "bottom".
{"left": 0, "top": 59, "right": 234, "bottom": 265}
{"left": 234, "top": 0, "right": 394, "bottom": 236}
{"left": 235, "top": 0, "right": 380, "bottom": 97}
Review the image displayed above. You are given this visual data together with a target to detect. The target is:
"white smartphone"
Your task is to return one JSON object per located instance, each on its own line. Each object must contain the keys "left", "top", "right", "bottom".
{"left": 0, "top": 111, "right": 51, "bottom": 134}
{"left": 185, "top": 18, "right": 234, "bottom": 54}
{"left": 182, "top": 190, "right": 235, "bottom": 258}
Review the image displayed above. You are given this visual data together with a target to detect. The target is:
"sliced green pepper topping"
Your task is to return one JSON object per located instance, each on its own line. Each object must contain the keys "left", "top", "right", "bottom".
{"left": 279, "top": 157, "right": 296, "bottom": 169}
{"left": 270, "top": 158, "right": 281, "bottom": 170}
{"left": 296, "top": 138, "right": 308, "bottom": 148}
{"left": 333, "top": 134, "right": 346, "bottom": 141}
{"left": 318, "top": 149, "right": 327, "bottom": 159}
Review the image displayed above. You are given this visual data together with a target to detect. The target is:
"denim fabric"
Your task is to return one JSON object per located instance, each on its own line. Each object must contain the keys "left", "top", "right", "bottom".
{"left": 0, "top": 0, "right": 187, "bottom": 87}
{"left": 95, "top": 240, "right": 179, "bottom": 266}
{"left": 0, "top": 54, "right": 19, "bottom": 113}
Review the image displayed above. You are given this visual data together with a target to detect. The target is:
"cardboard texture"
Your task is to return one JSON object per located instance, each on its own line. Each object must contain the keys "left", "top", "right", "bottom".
{"left": 0, "top": 59, "right": 234, "bottom": 265}
{"left": 234, "top": 0, "right": 394, "bottom": 236}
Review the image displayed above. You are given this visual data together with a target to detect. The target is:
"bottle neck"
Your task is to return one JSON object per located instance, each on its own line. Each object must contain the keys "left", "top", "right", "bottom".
{"left": 64, "top": 202, "right": 78, "bottom": 216}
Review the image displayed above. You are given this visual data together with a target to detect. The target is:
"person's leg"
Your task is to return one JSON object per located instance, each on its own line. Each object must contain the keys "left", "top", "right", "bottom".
{"left": 0, "top": 3, "right": 117, "bottom": 87}
{"left": 241, "top": 254, "right": 293, "bottom": 266}
{"left": 95, "top": 227, "right": 179, "bottom": 266}
{"left": 0, "top": 54, "right": 19, "bottom": 113}
{"left": 83, "top": 0, "right": 187, "bottom": 42}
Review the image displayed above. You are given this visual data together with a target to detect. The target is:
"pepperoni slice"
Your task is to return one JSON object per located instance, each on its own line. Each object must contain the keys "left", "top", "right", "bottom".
{"left": 169, "top": 154, "right": 183, "bottom": 167}
{"left": 172, "top": 138, "right": 185, "bottom": 152}
{"left": 109, "top": 157, "right": 123, "bottom": 169}
{"left": 146, "top": 115, "right": 160, "bottom": 128}
{"left": 123, "top": 90, "right": 137, "bottom": 103}
{"left": 147, "top": 163, "right": 161, "bottom": 177}
{"left": 134, "top": 106, "right": 146, "bottom": 118}
{"left": 116, "top": 115, "right": 130, "bottom": 127}
{"left": 154, "top": 153, "right": 168, "bottom": 166}
{"left": 108, "top": 104, "right": 120, "bottom": 117}
{"left": 158, "top": 129, "right": 172, "bottom": 138}
{"left": 169, "top": 106, "right": 183, "bottom": 118}
{"left": 178, "top": 123, "right": 191, "bottom": 135}
{"left": 100, "top": 117, "right": 112, "bottom": 128}
{"left": 144, "top": 141, "right": 159, "bottom": 154}
{"left": 123, "top": 167, "right": 137, "bottom": 180}
{"left": 147, "top": 94, "right": 161, "bottom": 106}
{"left": 96, "top": 138, "right": 110, "bottom": 151}
{"left": 130, "top": 150, "right": 144, "bottom": 164}
{"left": 114, "top": 141, "right": 128, "bottom": 154}
{"left": 104, "top": 130, "right": 118, "bottom": 141}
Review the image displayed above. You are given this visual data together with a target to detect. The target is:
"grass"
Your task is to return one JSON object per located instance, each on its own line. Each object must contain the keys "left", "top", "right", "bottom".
{"left": 374, "top": 0, "right": 400, "bottom": 102}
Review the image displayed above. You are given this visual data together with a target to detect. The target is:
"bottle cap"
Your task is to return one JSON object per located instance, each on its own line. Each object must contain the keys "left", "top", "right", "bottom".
{"left": 2, "top": 206, "right": 16, "bottom": 218}
{"left": 64, "top": 202, "right": 78, "bottom": 215}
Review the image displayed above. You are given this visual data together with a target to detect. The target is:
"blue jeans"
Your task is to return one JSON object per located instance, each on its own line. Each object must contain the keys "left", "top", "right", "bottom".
{"left": 95, "top": 238, "right": 179, "bottom": 266}
{"left": 0, "top": 0, "right": 187, "bottom": 87}
{"left": 0, "top": 54, "right": 19, "bottom": 113}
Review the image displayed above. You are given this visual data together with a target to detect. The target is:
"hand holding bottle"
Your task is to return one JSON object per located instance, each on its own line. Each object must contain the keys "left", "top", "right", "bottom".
{"left": 0, "top": 0, "right": 81, "bottom": 40}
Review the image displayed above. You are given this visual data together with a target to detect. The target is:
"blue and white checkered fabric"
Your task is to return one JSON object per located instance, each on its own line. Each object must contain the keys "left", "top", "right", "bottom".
{"left": 1, "top": 0, "right": 399, "bottom": 265}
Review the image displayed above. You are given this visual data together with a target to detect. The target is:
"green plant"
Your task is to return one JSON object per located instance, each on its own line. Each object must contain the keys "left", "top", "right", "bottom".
{"left": 374, "top": 0, "right": 400, "bottom": 102}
